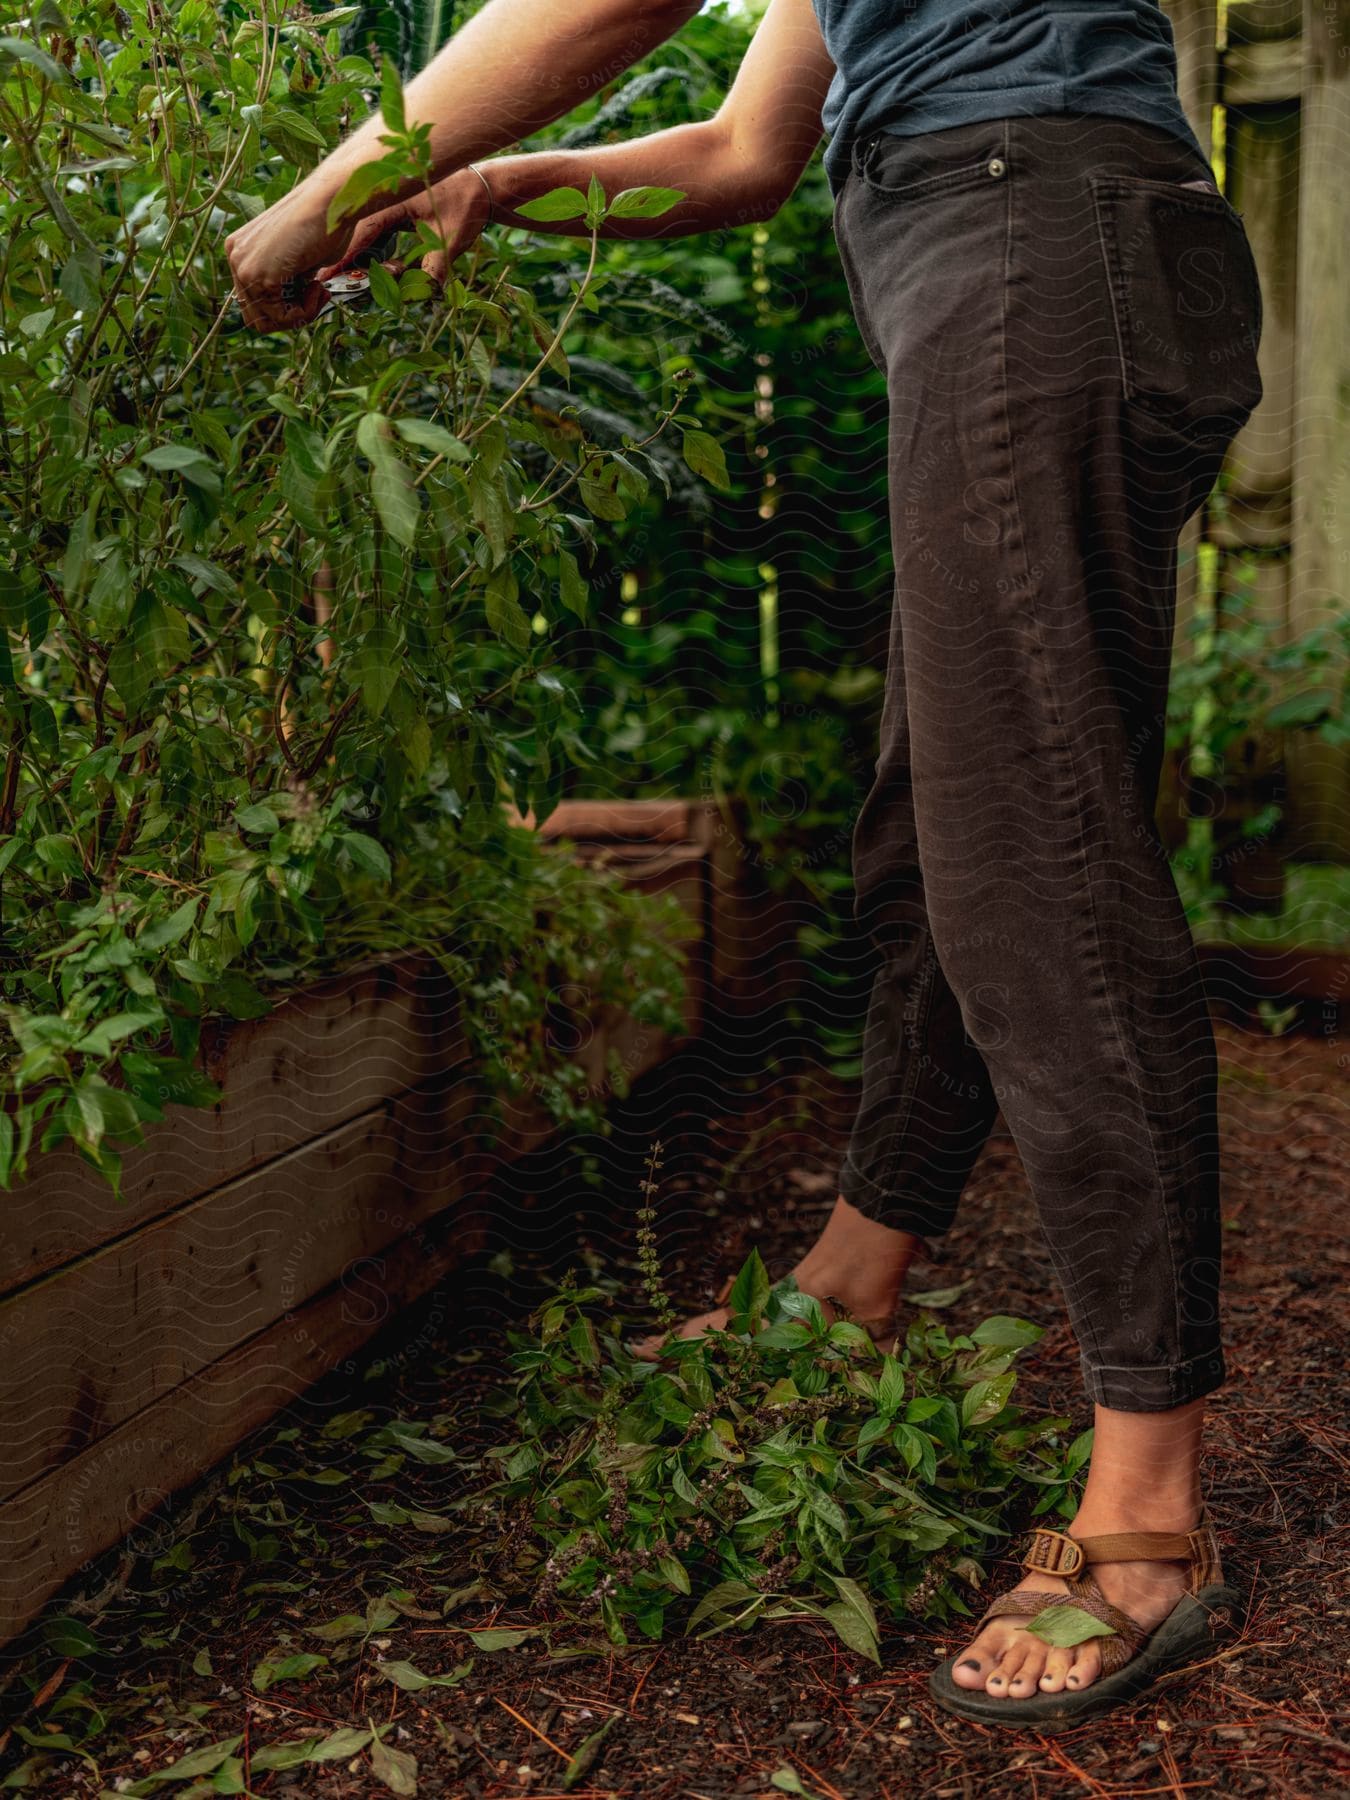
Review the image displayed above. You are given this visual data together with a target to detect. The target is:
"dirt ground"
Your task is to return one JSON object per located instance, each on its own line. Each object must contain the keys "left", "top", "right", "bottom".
{"left": 2, "top": 1013, "right": 1347, "bottom": 1800}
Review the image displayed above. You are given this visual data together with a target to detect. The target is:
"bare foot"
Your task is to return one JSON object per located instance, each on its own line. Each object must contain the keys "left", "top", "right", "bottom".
{"left": 948, "top": 1539, "right": 1193, "bottom": 1698}
{"left": 951, "top": 1399, "right": 1208, "bottom": 1698}
{"left": 631, "top": 1197, "right": 924, "bottom": 1361}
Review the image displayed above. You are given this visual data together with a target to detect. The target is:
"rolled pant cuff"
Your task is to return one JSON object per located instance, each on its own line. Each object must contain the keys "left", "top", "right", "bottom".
{"left": 836, "top": 1155, "right": 953, "bottom": 1244}
{"left": 1080, "top": 1348, "right": 1226, "bottom": 1412}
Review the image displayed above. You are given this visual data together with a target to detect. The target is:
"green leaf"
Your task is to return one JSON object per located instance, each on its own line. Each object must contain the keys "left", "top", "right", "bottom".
{"left": 375, "top": 1658, "right": 472, "bottom": 1691}
{"left": 136, "top": 1735, "right": 243, "bottom": 1783}
{"left": 326, "top": 158, "right": 397, "bottom": 231}
{"left": 380, "top": 57, "right": 406, "bottom": 132}
{"left": 0, "top": 35, "right": 72, "bottom": 83}
{"left": 367, "top": 257, "right": 401, "bottom": 313}
{"left": 59, "top": 245, "right": 102, "bottom": 312}
{"left": 671, "top": 1465, "right": 700, "bottom": 1507}
{"left": 40, "top": 1615, "right": 100, "bottom": 1657}
{"left": 823, "top": 1597, "right": 881, "bottom": 1664}
{"left": 557, "top": 549, "right": 588, "bottom": 620}
{"left": 235, "top": 803, "right": 279, "bottom": 834}
{"left": 341, "top": 832, "right": 392, "bottom": 882}
{"left": 394, "top": 416, "right": 470, "bottom": 460}
{"left": 515, "top": 186, "right": 588, "bottom": 222}
{"left": 251, "top": 1652, "right": 327, "bottom": 1692}
{"left": 607, "top": 185, "right": 685, "bottom": 220}
{"left": 908, "top": 1281, "right": 972, "bottom": 1309}
{"left": 142, "top": 442, "right": 222, "bottom": 494}
{"left": 562, "top": 1713, "right": 620, "bottom": 1791}
{"left": 75, "top": 1010, "right": 159, "bottom": 1058}
{"left": 771, "top": 1770, "right": 824, "bottom": 1800}
{"left": 369, "top": 1727, "right": 418, "bottom": 1797}
{"left": 969, "top": 1315, "right": 1044, "bottom": 1351}
{"left": 370, "top": 447, "right": 419, "bottom": 546}
{"left": 1022, "top": 1604, "right": 1119, "bottom": 1648}
{"left": 463, "top": 1627, "right": 534, "bottom": 1650}
{"left": 725, "top": 1247, "right": 770, "bottom": 1326}
{"left": 656, "top": 1554, "right": 691, "bottom": 1595}
{"left": 308, "top": 1613, "right": 368, "bottom": 1642}
{"left": 687, "top": 1579, "right": 758, "bottom": 1633}
{"left": 351, "top": 624, "right": 402, "bottom": 716}
{"left": 831, "top": 1574, "right": 879, "bottom": 1638}
{"left": 310, "top": 1727, "right": 375, "bottom": 1761}
{"left": 681, "top": 428, "right": 730, "bottom": 491}
{"left": 484, "top": 565, "right": 531, "bottom": 651}
{"left": 139, "top": 895, "right": 200, "bottom": 951}
{"left": 877, "top": 1353, "right": 906, "bottom": 1416}
{"left": 961, "top": 1370, "right": 1016, "bottom": 1426}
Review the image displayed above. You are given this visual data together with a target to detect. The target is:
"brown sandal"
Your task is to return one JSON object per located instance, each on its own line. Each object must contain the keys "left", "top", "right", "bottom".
{"left": 929, "top": 1510, "right": 1244, "bottom": 1729}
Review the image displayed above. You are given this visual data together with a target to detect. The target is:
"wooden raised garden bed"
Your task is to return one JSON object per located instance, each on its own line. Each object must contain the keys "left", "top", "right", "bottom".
{"left": 0, "top": 800, "right": 779, "bottom": 1647}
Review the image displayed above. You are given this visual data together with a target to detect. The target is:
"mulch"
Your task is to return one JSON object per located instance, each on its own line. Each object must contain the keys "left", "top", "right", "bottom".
{"left": 1, "top": 1015, "right": 1346, "bottom": 1800}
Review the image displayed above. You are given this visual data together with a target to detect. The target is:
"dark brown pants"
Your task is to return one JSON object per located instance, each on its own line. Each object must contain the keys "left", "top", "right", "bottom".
{"left": 831, "top": 112, "right": 1263, "bottom": 1412}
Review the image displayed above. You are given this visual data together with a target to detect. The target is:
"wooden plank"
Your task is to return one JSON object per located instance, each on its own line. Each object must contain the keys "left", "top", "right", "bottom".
{"left": 1287, "top": 0, "right": 1350, "bottom": 856}
{"left": 0, "top": 1085, "right": 482, "bottom": 1504}
{"left": 0, "top": 957, "right": 463, "bottom": 1295}
{"left": 528, "top": 800, "right": 700, "bottom": 845}
{"left": 1216, "top": 107, "right": 1300, "bottom": 551}
{"left": 1162, "top": 2, "right": 1221, "bottom": 830}
{"left": 0, "top": 1171, "right": 484, "bottom": 1648}
{"left": 1226, "top": 0, "right": 1302, "bottom": 44}
{"left": 1224, "top": 34, "right": 1304, "bottom": 103}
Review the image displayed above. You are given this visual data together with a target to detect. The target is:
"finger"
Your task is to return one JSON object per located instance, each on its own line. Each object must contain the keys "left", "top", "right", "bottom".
{"left": 422, "top": 251, "right": 448, "bottom": 287}
{"left": 319, "top": 211, "right": 403, "bottom": 279}
{"left": 237, "top": 282, "right": 329, "bottom": 335}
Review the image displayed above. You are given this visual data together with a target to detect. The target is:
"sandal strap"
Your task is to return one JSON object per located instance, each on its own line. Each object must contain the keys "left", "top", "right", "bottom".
{"left": 1019, "top": 1520, "right": 1222, "bottom": 1587}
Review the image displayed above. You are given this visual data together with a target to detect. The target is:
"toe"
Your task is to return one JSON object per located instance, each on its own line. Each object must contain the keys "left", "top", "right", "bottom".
{"left": 1037, "top": 1646, "right": 1076, "bottom": 1693}
{"left": 950, "top": 1646, "right": 993, "bottom": 1691}
{"left": 948, "top": 1623, "right": 1005, "bottom": 1691}
{"left": 1001, "top": 1642, "right": 1045, "bottom": 1698}
{"left": 1065, "top": 1640, "right": 1104, "bottom": 1691}
{"left": 984, "top": 1643, "right": 1030, "bottom": 1696}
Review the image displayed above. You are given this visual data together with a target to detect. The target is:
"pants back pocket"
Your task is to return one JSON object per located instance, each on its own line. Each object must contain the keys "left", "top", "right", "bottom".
{"left": 1089, "top": 172, "right": 1264, "bottom": 446}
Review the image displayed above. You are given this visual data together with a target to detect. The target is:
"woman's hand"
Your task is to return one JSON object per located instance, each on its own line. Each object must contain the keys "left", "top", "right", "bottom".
{"left": 315, "top": 168, "right": 493, "bottom": 288}
{"left": 224, "top": 176, "right": 360, "bottom": 334}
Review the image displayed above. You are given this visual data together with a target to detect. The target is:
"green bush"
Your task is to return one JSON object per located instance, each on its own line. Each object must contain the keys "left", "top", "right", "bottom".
{"left": 0, "top": 0, "right": 710, "bottom": 1186}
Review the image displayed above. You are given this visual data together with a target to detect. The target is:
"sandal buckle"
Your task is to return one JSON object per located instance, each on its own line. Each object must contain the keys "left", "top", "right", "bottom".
{"left": 1021, "top": 1527, "right": 1085, "bottom": 1578}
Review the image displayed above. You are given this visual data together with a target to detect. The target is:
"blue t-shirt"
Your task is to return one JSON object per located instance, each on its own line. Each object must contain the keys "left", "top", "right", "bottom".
{"left": 810, "top": 1, "right": 1208, "bottom": 193}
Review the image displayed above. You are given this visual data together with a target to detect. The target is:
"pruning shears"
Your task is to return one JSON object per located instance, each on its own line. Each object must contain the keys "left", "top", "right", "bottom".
{"left": 229, "top": 220, "right": 402, "bottom": 324}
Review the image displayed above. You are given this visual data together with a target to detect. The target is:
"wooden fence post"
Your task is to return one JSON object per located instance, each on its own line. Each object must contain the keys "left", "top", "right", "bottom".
{"left": 1287, "top": 0, "right": 1350, "bottom": 856}
{"left": 1157, "top": 2, "right": 1220, "bottom": 848}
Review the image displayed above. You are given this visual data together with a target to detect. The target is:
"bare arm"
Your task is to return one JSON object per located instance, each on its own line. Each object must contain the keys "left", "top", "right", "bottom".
{"left": 463, "top": 0, "right": 835, "bottom": 237}
{"left": 228, "top": 0, "right": 834, "bottom": 328}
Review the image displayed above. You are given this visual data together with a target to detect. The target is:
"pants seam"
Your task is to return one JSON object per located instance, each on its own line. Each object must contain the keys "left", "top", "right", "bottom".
{"left": 998, "top": 123, "right": 1182, "bottom": 1377}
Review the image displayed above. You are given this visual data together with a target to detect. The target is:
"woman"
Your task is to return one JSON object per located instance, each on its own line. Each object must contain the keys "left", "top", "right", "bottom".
{"left": 227, "top": 0, "right": 1262, "bottom": 1728}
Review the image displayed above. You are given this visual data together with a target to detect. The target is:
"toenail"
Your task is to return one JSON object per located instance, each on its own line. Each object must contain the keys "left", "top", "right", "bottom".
{"left": 1068, "top": 1675, "right": 1080, "bottom": 1685}
{"left": 959, "top": 1659, "right": 982, "bottom": 1670}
